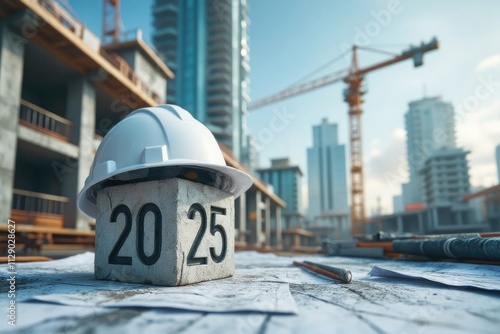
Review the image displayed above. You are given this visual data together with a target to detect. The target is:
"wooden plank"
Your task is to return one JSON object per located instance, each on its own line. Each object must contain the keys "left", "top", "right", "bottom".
{"left": 10, "top": 210, "right": 64, "bottom": 228}
{"left": 12, "top": 189, "right": 69, "bottom": 203}
{"left": 42, "top": 244, "right": 94, "bottom": 250}
{"left": 0, "top": 223, "right": 95, "bottom": 237}
{"left": 0, "top": 256, "right": 52, "bottom": 263}
{"left": 357, "top": 241, "right": 394, "bottom": 253}
{"left": 290, "top": 245, "right": 322, "bottom": 254}
{"left": 282, "top": 228, "right": 316, "bottom": 237}
{"left": 51, "top": 237, "right": 94, "bottom": 244}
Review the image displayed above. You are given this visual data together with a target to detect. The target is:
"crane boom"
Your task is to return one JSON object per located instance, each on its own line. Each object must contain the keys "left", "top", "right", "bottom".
{"left": 249, "top": 37, "right": 438, "bottom": 110}
{"left": 249, "top": 37, "right": 439, "bottom": 236}
{"left": 358, "top": 37, "right": 438, "bottom": 75}
{"left": 248, "top": 68, "right": 348, "bottom": 110}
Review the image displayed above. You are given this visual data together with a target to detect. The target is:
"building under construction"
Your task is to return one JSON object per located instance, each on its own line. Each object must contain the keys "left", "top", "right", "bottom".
{"left": 0, "top": 0, "right": 284, "bottom": 250}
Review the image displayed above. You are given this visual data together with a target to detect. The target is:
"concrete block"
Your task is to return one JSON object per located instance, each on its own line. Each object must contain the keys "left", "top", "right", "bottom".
{"left": 95, "top": 178, "right": 235, "bottom": 286}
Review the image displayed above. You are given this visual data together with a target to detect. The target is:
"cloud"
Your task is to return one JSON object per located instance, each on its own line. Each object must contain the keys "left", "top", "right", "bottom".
{"left": 364, "top": 128, "right": 408, "bottom": 214}
{"left": 456, "top": 100, "right": 500, "bottom": 186}
{"left": 393, "top": 128, "right": 406, "bottom": 140}
{"left": 477, "top": 54, "right": 500, "bottom": 71}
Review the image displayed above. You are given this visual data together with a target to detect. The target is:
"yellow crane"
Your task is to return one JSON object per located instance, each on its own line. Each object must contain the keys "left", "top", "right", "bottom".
{"left": 248, "top": 38, "right": 439, "bottom": 235}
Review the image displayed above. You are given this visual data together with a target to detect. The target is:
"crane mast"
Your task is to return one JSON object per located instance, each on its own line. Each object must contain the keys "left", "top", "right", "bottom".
{"left": 103, "top": 0, "right": 121, "bottom": 44}
{"left": 248, "top": 38, "right": 439, "bottom": 236}
{"left": 344, "top": 46, "right": 366, "bottom": 235}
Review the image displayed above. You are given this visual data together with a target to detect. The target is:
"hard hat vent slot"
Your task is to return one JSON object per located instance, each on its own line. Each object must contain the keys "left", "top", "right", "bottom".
{"left": 142, "top": 145, "right": 168, "bottom": 164}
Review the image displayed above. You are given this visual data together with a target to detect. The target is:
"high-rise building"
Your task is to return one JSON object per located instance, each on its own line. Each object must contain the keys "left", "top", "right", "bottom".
{"left": 419, "top": 148, "right": 472, "bottom": 226}
{"left": 496, "top": 144, "right": 500, "bottom": 184}
{"left": 257, "top": 158, "right": 303, "bottom": 228}
{"left": 403, "top": 96, "right": 456, "bottom": 205}
{"left": 152, "top": 0, "right": 250, "bottom": 162}
{"left": 307, "top": 119, "right": 349, "bottom": 239}
{"left": 420, "top": 148, "right": 471, "bottom": 205}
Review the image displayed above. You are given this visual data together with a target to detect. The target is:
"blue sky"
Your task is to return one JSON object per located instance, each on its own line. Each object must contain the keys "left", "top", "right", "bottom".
{"left": 70, "top": 0, "right": 500, "bottom": 214}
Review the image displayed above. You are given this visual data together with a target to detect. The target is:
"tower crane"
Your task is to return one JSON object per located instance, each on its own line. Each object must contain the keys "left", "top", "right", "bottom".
{"left": 103, "top": 0, "right": 121, "bottom": 43}
{"left": 248, "top": 38, "right": 439, "bottom": 235}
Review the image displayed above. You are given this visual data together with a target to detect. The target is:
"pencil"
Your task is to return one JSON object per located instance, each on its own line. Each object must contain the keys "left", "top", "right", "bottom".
{"left": 293, "top": 261, "right": 352, "bottom": 283}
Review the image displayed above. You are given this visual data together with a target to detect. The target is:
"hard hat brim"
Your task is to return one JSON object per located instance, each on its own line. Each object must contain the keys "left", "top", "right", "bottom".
{"left": 77, "top": 160, "right": 254, "bottom": 219}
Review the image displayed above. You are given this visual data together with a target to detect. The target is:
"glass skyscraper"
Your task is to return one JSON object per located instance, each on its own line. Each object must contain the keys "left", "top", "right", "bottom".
{"left": 307, "top": 119, "right": 349, "bottom": 235}
{"left": 152, "top": 0, "right": 250, "bottom": 161}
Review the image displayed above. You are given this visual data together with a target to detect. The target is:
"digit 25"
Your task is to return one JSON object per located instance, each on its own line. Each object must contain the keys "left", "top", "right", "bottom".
{"left": 107, "top": 203, "right": 228, "bottom": 266}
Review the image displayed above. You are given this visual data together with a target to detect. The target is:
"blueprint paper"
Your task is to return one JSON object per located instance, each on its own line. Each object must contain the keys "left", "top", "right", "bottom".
{"left": 368, "top": 261, "right": 500, "bottom": 291}
{"left": 1, "top": 252, "right": 299, "bottom": 314}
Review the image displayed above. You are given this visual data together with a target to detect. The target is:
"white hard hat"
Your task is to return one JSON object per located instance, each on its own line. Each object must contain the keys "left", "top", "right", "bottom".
{"left": 77, "top": 104, "right": 253, "bottom": 218}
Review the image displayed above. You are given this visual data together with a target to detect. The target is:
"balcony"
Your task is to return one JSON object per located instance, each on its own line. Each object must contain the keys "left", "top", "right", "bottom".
{"left": 208, "top": 31, "right": 231, "bottom": 45}
{"left": 153, "top": 16, "right": 177, "bottom": 30}
{"left": 207, "top": 42, "right": 232, "bottom": 55}
{"left": 19, "top": 99, "right": 73, "bottom": 142}
{"left": 11, "top": 189, "right": 69, "bottom": 228}
{"left": 152, "top": 2, "right": 177, "bottom": 14}
{"left": 210, "top": 115, "right": 232, "bottom": 127}
{"left": 207, "top": 104, "right": 232, "bottom": 116}
{"left": 153, "top": 27, "right": 179, "bottom": 39}
{"left": 207, "top": 81, "right": 231, "bottom": 95}
{"left": 207, "top": 14, "right": 231, "bottom": 32}
{"left": 207, "top": 93, "right": 232, "bottom": 105}
{"left": 99, "top": 50, "right": 163, "bottom": 104}
{"left": 207, "top": 71, "right": 232, "bottom": 85}
{"left": 207, "top": 52, "right": 231, "bottom": 65}
{"left": 207, "top": 62, "right": 232, "bottom": 75}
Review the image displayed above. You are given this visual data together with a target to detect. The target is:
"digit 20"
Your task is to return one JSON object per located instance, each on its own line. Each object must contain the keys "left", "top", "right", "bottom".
{"left": 107, "top": 203, "right": 227, "bottom": 266}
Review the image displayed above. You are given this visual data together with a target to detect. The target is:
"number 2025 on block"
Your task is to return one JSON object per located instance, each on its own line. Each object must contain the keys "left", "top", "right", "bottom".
{"left": 95, "top": 178, "right": 235, "bottom": 286}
